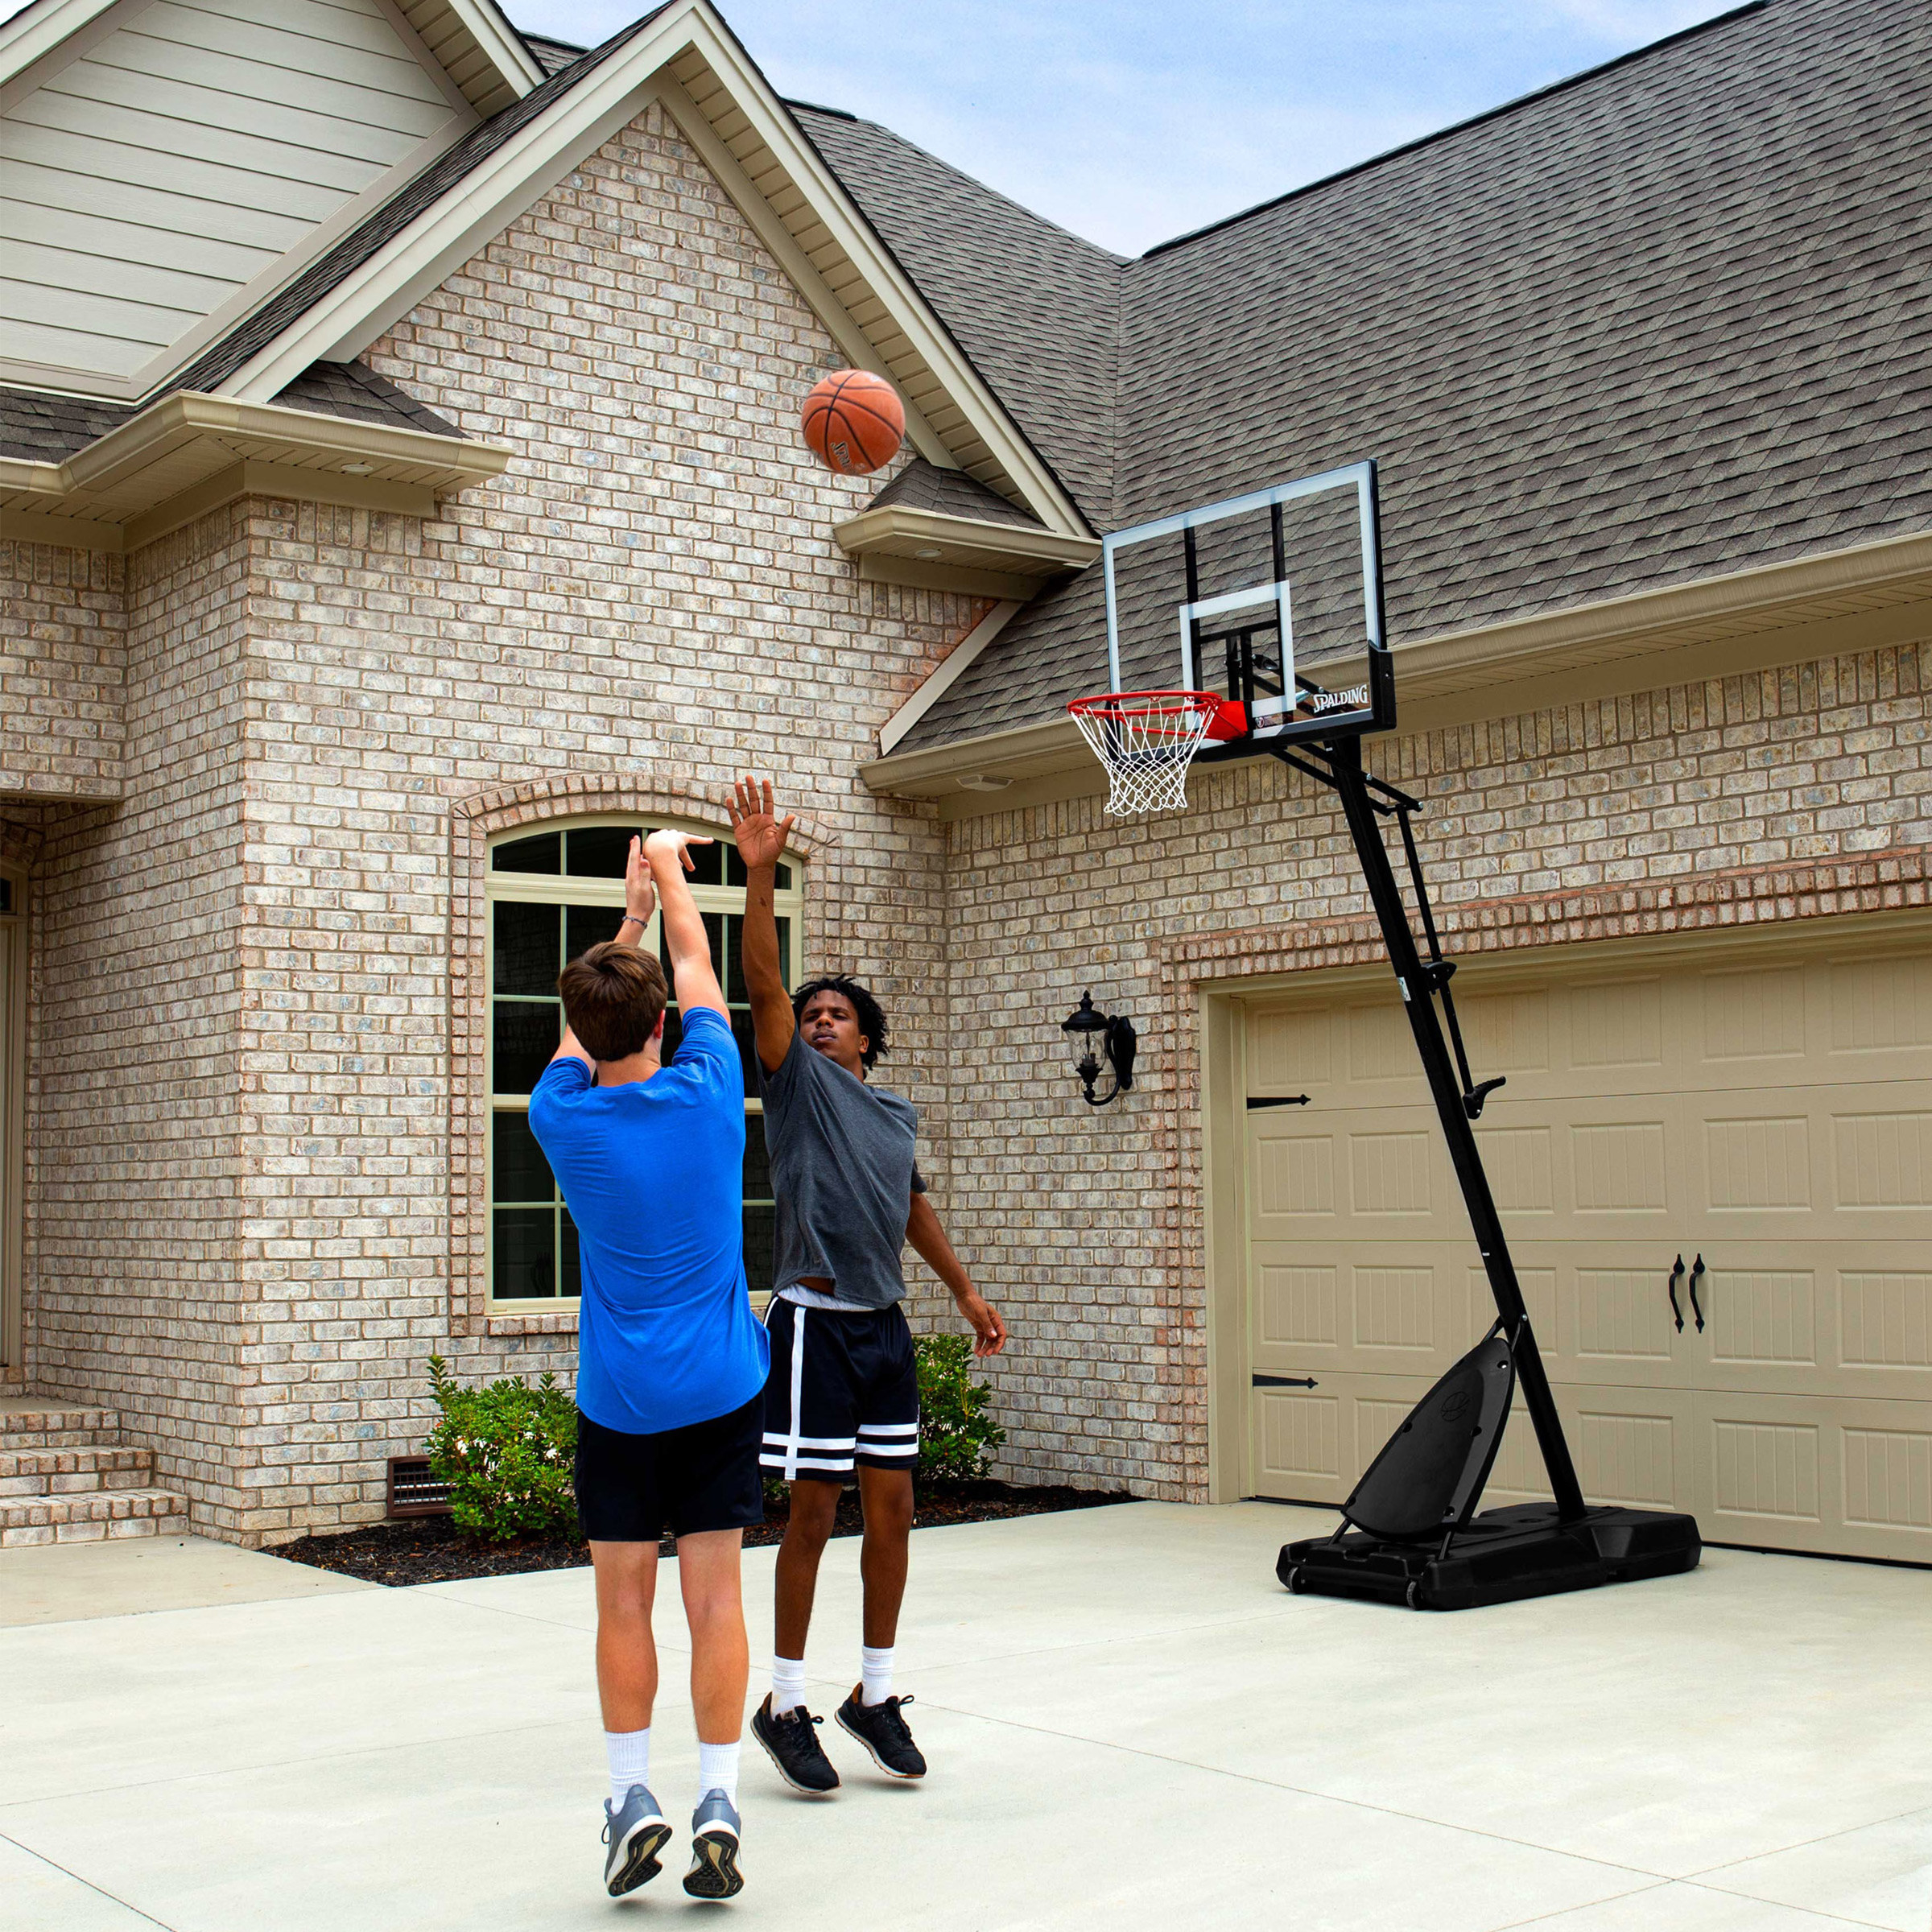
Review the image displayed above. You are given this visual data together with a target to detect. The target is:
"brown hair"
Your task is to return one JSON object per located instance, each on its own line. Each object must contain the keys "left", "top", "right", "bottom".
{"left": 557, "top": 943, "right": 669, "bottom": 1063}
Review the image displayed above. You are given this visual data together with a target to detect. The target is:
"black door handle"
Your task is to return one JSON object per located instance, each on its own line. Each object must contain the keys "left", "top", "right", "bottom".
{"left": 1688, "top": 1255, "right": 1706, "bottom": 1334}
{"left": 1251, "top": 1374, "right": 1319, "bottom": 1388}
{"left": 1666, "top": 1254, "right": 1685, "bottom": 1334}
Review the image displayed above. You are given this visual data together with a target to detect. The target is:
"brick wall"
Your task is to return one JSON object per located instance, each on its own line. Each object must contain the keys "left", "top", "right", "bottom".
{"left": 0, "top": 541, "right": 124, "bottom": 801}
{"left": 944, "top": 639, "right": 1932, "bottom": 1500}
{"left": 19, "top": 506, "right": 253, "bottom": 1528}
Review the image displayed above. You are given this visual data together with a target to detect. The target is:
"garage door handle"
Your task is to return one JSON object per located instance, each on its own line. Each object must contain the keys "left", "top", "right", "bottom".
{"left": 1688, "top": 1255, "right": 1706, "bottom": 1335}
{"left": 1247, "top": 1095, "right": 1311, "bottom": 1109}
{"left": 1252, "top": 1374, "right": 1319, "bottom": 1388}
{"left": 1667, "top": 1255, "right": 1686, "bottom": 1334}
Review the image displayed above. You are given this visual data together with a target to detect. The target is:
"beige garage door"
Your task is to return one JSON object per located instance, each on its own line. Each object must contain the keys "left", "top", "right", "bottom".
{"left": 1243, "top": 931, "right": 1932, "bottom": 1563}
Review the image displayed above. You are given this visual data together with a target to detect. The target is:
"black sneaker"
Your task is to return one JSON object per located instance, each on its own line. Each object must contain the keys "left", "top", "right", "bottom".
{"left": 836, "top": 1687, "right": 927, "bottom": 1780}
{"left": 750, "top": 1692, "right": 840, "bottom": 1794}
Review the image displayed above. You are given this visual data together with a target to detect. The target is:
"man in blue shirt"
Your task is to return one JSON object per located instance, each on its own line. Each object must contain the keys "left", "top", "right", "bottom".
{"left": 529, "top": 829, "right": 767, "bottom": 1903}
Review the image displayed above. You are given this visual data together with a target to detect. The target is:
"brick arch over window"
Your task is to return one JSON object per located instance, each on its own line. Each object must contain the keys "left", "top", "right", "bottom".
{"left": 448, "top": 772, "right": 836, "bottom": 1336}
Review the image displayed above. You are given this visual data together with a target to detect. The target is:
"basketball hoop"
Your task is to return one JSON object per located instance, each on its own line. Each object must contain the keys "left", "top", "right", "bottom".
{"left": 1067, "top": 690, "right": 1245, "bottom": 816}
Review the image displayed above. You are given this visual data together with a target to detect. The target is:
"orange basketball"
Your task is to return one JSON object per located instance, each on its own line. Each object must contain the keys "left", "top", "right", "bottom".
{"left": 801, "top": 369, "right": 904, "bottom": 476}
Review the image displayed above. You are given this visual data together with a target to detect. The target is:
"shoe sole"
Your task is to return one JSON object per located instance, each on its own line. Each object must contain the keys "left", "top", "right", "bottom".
{"left": 683, "top": 1831, "right": 744, "bottom": 1900}
{"left": 751, "top": 1714, "right": 840, "bottom": 1796}
{"left": 606, "top": 1819, "right": 672, "bottom": 1896}
{"left": 835, "top": 1704, "right": 926, "bottom": 1781}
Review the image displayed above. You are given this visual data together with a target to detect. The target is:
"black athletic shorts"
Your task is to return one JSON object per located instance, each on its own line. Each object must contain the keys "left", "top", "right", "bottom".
{"left": 760, "top": 1297, "right": 920, "bottom": 1480}
{"left": 574, "top": 1393, "right": 765, "bottom": 1542}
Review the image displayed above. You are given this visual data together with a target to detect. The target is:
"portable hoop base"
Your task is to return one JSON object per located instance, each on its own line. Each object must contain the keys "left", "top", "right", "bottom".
{"left": 1067, "top": 689, "right": 1243, "bottom": 816}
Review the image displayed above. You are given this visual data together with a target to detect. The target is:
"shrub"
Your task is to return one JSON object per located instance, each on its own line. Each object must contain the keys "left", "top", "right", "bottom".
{"left": 914, "top": 1332, "right": 1005, "bottom": 1482}
{"left": 425, "top": 1354, "right": 578, "bottom": 1542}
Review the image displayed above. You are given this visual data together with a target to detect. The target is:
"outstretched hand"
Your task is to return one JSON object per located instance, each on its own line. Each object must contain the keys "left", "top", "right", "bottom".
{"left": 624, "top": 835, "right": 657, "bottom": 926}
{"left": 727, "top": 775, "right": 797, "bottom": 873}
{"left": 644, "top": 828, "right": 712, "bottom": 873}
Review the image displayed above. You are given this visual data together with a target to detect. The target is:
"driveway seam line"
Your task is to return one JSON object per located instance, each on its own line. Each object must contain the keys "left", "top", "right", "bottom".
{"left": 0, "top": 1826, "right": 180, "bottom": 1930}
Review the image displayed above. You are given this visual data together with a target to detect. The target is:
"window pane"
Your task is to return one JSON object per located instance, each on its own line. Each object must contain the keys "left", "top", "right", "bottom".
{"left": 684, "top": 840, "right": 725, "bottom": 886}
{"left": 0, "top": 878, "right": 10, "bottom": 914}
{"left": 562, "top": 1212, "right": 582, "bottom": 1298}
{"left": 774, "top": 916, "right": 791, "bottom": 988}
{"left": 493, "top": 1002, "right": 559, "bottom": 1093}
{"left": 493, "top": 900, "right": 559, "bottom": 996}
{"left": 566, "top": 902, "right": 618, "bottom": 963}
{"left": 493, "top": 1108, "right": 555, "bottom": 1204}
{"left": 724, "top": 913, "right": 747, "bottom": 1005}
{"left": 726, "top": 849, "right": 792, "bottom": 890}
{"left": 565, "top": 825, "right": 638, "bottom": 878}
{"left": 494, "top": 832, "right": 560, "bottom": 873}
{"left": 493, "top": 1208, "right": 556, "bottom": 1299}
{"left": 744, "top": 1110, "right": 770, "bottom": 1202}
{"left": 732, "top": 1009, "right": 758, "bottom": 1096}
{"left": 661, "top": 1006, "right": 683, "bottom": 1063}
{"left": 702, "top": 910, "right": 725, "bottom": 978}
{"left": 744, "top": 1203, "right": 775, "bottom": 1298}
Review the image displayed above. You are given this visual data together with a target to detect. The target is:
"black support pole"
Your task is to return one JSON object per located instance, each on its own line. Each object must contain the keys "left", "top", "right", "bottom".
{"left": 1321, "top": 738, "right": 1587, "bottom": 1522}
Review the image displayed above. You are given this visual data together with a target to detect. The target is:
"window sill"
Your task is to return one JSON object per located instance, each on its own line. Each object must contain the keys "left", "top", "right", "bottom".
{"left": 485, "top": 1307, "right": 581, "bottom": 1337}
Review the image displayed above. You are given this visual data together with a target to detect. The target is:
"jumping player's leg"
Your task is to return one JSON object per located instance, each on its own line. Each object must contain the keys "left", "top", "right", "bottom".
{"left": 773, "top": 1474, "right": 840, "bottom": 1661}
{"left": 589, "top": 1539, "right": 673, "bottom": 1895}
{"left": 857, "top": 1463, "right": 912, "bottom": 1650}
{"left": 679, "top": 1527, "right": 750, "bottom": 1744}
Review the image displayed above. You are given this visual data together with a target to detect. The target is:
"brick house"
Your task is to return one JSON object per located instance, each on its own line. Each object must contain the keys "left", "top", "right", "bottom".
{"left": 4, "top": 0, "right": 1932, "bottom": 1562}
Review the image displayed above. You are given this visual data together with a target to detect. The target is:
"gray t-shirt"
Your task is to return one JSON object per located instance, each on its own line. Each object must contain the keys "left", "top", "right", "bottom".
{"left": 758, "top": 1027, "right": 925, "bottom": 1310}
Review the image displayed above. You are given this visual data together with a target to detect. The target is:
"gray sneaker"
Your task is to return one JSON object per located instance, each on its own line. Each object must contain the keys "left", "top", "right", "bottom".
{"left": 682, "top": 1789, "right": 745, "bottom": 1900}
{"left": 601, "top": 1784, "right": 671, "bottom": 1897}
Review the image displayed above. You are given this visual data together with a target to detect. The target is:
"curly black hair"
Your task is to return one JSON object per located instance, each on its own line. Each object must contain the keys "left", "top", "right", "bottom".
{"left": 791, "top": 974, "right": 890, "bottom": 1070}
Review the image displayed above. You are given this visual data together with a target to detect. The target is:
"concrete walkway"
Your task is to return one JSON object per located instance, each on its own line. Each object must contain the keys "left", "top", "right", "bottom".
{"left": 2, "top": 1501, "right": 1929, "bottom": 1931}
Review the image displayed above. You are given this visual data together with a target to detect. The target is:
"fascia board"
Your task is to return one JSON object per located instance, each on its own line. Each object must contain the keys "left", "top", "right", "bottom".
{"left": 879, "top": 598, "right": 1021, "bottom": 755}
{"left": 835, "top": 506, "right": 1099, "bottom": 572}
{"left": 0, "top": 0, "right": 117, "bottom": 89}
{"left": 440, "top": 0, "right": 543, "bottom": 97}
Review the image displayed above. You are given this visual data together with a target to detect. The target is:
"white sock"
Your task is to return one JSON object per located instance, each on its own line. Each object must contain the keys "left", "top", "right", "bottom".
{"left": 698, "top": 1740, "right": 741, "bottom": 1808}
{"left": 606, "top": 1727, "right": 650, "bottom": 1810}
{"left": 861, "top": 1645, "right": 894, "bottom": 1707}
{"left": 771, "top": 1654, "right": 807, "bottom": 1716}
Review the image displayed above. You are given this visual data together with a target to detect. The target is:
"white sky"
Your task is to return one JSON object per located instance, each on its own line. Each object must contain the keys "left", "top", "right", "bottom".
{"left": 506, "top": 1, "right": 1743, "bottom": 254}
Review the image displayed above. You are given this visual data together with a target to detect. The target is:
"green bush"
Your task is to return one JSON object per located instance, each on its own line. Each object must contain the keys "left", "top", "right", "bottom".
{"left": 425, "top": 1355, "right": 578, "bottom": 1542}
{"left": 914, "top": 1332, "right": 1005, "bottom": 1482}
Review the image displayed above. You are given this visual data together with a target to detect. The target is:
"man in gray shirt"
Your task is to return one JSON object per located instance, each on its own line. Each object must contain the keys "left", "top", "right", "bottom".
{"left": 728, "top": 777, "right": 1006, "bottom": 1794}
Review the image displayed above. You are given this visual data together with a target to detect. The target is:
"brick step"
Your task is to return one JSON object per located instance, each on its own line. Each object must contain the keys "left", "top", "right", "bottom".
{"left": 0, "top": 1486, "right": 188, "bottom": 1547}
{"left": 0, "top": 1407, "right": 123, "bottom": 1450}
{"left": 0, "top": 1445, "right": 153, "bottom": 1496}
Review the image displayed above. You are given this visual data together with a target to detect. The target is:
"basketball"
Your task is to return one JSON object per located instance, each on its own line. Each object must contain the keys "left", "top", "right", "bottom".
{"left": 801, "top": 369, "right": 904, "bottom": 476}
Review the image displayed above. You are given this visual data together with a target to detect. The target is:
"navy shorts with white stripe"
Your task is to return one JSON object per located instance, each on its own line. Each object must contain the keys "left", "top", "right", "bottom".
{"left": 761, "top": 1296, "right": 920, "bottom": 1480}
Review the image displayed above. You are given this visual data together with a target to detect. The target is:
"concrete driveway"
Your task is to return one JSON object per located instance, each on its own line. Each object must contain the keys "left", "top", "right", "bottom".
{"left": 2, "top": 1501, "right": 1929, "bottom": 1931}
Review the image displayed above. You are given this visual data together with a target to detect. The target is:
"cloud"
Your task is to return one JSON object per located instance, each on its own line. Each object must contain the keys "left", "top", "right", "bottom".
{"left": 510, "top": 0, "right": 1744, "bottom": 254}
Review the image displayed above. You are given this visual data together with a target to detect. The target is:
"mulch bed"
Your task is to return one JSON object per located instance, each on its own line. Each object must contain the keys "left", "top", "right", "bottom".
{"left": 269, "top": 1480, "right": 1136, "bottom": 1588}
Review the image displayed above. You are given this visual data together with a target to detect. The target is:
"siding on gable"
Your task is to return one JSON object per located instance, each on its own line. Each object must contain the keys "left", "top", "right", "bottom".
{"left": 0, "top": 0, "right": 473, "bottom": 388}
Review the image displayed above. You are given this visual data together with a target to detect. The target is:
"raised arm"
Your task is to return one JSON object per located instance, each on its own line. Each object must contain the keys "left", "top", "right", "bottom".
{"left": 726, "top": 775, "right": 799, "bottom": 1075}
{"left": 645, "top": 829, "right": 728, "bottom": 1022}
{"left": 551, "top": 835, "right": 657, "bottom": 1069}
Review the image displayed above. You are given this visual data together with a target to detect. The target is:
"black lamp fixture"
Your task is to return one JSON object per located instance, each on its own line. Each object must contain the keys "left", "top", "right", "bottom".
{"left": 1062, "top": 991, "right": 1137, "bottom": 1107}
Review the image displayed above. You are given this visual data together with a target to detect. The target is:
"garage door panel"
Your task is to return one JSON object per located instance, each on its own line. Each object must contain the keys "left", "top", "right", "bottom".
{"left": 1691, "top": 1391, "right": 1932, "bottom": 1563}
{"left": 1250, "top": 1242, "right": 1463, "bottom": 1377}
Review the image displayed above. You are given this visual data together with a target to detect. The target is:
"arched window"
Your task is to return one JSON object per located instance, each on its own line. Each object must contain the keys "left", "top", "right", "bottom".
{"left": 485, "top": 816, "right": 801, "bottom": 1310}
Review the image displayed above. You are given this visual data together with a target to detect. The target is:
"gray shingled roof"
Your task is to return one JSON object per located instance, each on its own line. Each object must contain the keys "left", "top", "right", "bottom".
{"left": 271, "top": 361, "right": 464, "bottom": 437}
{"left": 0, "top": 388, "right": 137, "bottom": 463}
{"left": 524, "top": 33, "right": 586, "bottom": 76}
{"left": 794, "top": 105, "right": 1124, "bottom": 526}
{"left": 870, "top": 0, "right": 1932, "bottom": 755}
{"left": 865, "top": 456, "right": 1043, "bottom": 527}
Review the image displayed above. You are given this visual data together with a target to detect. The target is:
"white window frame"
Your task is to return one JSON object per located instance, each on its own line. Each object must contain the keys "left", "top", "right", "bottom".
{"left": 0, "top": 861, "right": 23, "bottom": 1377}
{"left": 483, "top": 814, "right": 802, "bottom": 1314}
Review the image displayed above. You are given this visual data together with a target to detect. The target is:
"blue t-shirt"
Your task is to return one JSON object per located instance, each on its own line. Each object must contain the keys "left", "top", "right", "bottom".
{"left": 527, "top": 1006, "right": 769, "bottom": 1435}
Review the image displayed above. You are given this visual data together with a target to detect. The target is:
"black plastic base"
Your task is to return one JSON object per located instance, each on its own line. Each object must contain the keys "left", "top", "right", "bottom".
{"left": 1278, "top": 1503, "right": 1702, "bottom": 1611}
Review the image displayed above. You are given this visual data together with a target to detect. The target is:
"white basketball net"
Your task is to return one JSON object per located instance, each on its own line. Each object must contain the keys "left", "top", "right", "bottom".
{"left": 1068, "top": 690, "right": 1222, "bottom": 816}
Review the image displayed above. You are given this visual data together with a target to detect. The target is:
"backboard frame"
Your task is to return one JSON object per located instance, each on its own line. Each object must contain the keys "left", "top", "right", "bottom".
{"left": 1100, "top": 458, "right": 1393, "bottom": 756}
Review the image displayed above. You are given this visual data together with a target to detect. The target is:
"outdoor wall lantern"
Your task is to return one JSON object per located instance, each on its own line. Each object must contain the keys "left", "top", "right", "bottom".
{"left": 1062, "top": 991, "right": 1137, "bottom": 1107}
